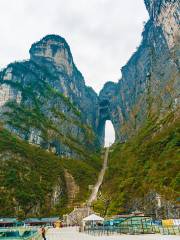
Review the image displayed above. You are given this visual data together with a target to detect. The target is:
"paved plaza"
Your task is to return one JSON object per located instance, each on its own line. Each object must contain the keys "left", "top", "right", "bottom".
{"left": 47, "top": 227, "right": 180, "bottom": 240}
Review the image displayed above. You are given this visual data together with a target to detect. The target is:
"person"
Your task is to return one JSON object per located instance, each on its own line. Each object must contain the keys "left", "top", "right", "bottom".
{"left": 41, "top": 226, "right": 46, "bottom": 240}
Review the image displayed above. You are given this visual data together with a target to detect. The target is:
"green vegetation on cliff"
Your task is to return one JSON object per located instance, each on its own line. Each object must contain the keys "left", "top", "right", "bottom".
{"left": 0, "top": 125, "right": 100, "bottom": 218}
{"left": 0, "top": 61, "right": 98, "bottom": 158}
{"left": 0, "top": 125, "right": 65, "bottom": 217}
{"left": 93, "top": 113, "right": 180, "bottom": 217}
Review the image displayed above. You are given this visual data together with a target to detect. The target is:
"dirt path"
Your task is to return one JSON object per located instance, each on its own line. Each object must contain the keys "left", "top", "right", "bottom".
{"left": 88, "top": 147, "right": 109, "bottom": 205}
{"left": 64, "top": 169, "right": 79, "bottom": 207}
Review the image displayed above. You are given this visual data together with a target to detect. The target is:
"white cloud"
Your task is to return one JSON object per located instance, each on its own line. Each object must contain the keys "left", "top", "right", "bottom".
{"left": 0, "top": 0, "right": 148, "bottom": 92}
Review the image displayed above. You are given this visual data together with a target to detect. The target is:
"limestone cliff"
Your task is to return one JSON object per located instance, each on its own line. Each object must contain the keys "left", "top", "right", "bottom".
{"left": 0, "top": 35, "right": 100, "bottom": 158}
{"left": 96, "top": 0, "right": 180, "bottom": 218}
{"left": 98, "top": 0, "right": 179, "bottom": 144}
{"left": 0, "top": 1, "right": 179, "bottom": 150}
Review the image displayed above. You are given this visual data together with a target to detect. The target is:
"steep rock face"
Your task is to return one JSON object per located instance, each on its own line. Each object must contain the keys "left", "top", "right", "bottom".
{"left": 0, "top": 1, "right": 179, "bottom": 149}
{"left": 99, "top": 0, "right": 180, "bottom": 143}
{"left": 144, "top": 0, "right": 179, "bottom": 49}
{"left": 0, "top": 35, "right": 100, "bottom": 158}
{"left": 30, "top": 35, "right": 74, "bottom": 76}
{"left": 97, "top": 82, "right": 120, "bottom": 145}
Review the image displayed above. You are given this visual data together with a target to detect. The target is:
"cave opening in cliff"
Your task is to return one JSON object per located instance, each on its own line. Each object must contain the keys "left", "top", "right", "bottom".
{"left": 104, "top": 120, "right": 115, "bottom": 147}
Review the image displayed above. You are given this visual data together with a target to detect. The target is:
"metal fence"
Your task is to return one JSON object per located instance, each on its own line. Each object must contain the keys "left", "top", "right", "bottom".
{"left": 159, "top": 226, "right": 180, "bottom": 235}
{"left": 0, "top": 228, "right": 42, "bottom": 240}
{"left": 84, "top": 225, "right": 180, "bottom": 236}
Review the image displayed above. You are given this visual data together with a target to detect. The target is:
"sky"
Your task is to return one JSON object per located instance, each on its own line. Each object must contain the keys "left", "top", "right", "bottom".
{"left": 0, "top": 0, "right": 148, "bottom": 145}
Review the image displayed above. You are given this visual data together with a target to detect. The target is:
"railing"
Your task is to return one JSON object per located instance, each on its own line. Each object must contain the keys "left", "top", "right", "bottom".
{"left": 84, "top": 226, "right": 153, "bottom": 236}
{"left": 0, "top": 228, "right": 41, "bottom": 240}
{"left": 84, "top": 225, "right": 180, "bottom": 236}
{"left": 159, "top": 226, "right": 180, "bottom": 235}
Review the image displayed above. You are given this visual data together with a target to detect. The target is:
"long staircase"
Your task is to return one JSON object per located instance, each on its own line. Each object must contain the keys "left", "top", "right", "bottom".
{"left": 87, "top": 147, "right": 109, "bottom": 205}
{"left": 63, "top": 147, "right": 109, "bottom": 225}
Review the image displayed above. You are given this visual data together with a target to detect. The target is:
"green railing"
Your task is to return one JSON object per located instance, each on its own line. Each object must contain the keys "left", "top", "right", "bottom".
{"left": 159, "top": 226, "right": 180, "bottom": 235}
{"left": 0, "top": 228, "right": 41, "bottom": 240}
{"left": 84, "top": 224, "right": 180, "bottom": 236}
{"left": 85, "top": 225, "right": 154, "bottom": 236}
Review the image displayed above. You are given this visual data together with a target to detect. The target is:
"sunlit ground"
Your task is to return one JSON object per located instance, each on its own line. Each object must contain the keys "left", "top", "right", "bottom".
{"left": 47, "top": 227, "right": 180, "bottom": 240}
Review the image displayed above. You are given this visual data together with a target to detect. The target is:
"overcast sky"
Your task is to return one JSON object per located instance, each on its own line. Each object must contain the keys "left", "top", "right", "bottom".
{"left": 0, "top": 0, "right": 148, "bottom": 145}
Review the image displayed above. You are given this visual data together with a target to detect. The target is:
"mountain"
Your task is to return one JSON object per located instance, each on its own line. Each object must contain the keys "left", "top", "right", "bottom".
{"left": 0, "top": 35, "right": 102, "bottom": 217}
{"left": 1, "top": 1, "right": 178, "bottom": 155}
{"left": 0, "top": 0, "right": 179, "bottom": 218}
{"left": 99, "top": 0, "right": 179, "bottom": 142}
{"left": 95, "top": 0, "right": 180, "bottom": 218}
{"left": 0, "top": 35, "right": 100, "bottom": 158}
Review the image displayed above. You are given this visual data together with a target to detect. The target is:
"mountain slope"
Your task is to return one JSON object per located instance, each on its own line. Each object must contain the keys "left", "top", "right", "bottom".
{"left": 0, "top": 35, "right": 100, "bottom": 159}
{"left": 94, "top": 1, "right": 180, "bottom": 218}
{"left": 94, "top": 112, "right": 180, "bottom": 218}
{"left": 0, "top": 124, "right": 100, "bottom": 217}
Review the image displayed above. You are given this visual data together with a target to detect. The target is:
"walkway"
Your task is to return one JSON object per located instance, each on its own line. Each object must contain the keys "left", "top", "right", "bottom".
{"left": 88, "top": 147, "right": 109, "bottom": 205}
{"left": 47, "top": 227, "right": 180, "bottom": 240}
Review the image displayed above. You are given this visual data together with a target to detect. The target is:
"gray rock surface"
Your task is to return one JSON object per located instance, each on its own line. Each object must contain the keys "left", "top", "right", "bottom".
{"left": 98, "top": 0, "right": 180, "bottom": 144}
{"left": 0, "top": 0, "right": 179, "bottom": 154}
{"left": 0, "top": 35, "right": 100, "bottom": 158}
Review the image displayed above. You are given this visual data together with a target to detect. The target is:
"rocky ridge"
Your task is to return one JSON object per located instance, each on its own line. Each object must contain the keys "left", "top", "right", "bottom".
{"left": 99, "top": 0, "right": 180, "bottom": 143}
{"left": 0, "top": 35, "right": 100, "bottom": 158}
{"left": 0, "top": 1, "right": 179, "bottom": 152}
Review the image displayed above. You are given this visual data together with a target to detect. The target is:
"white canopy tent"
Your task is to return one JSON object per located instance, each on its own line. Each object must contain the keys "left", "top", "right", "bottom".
{"left": 83, "top": 214, "right": 104, "bottom": 222}
{"left": 82, "top": 214, "right": 104, "bottom": 229}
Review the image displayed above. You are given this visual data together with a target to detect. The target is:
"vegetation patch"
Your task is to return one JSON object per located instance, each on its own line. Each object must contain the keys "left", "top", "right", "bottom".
{"left": 93, "top": 114, "right": 180, "bottom": 217}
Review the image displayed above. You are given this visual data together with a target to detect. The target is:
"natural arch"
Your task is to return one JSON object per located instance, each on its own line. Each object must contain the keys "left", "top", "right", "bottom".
{"left": 97, "top": 98, "right": 116, "bottom": 146}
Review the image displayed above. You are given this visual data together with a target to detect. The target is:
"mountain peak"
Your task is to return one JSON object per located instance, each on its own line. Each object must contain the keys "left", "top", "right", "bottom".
{"left": 29, "top": 34, "right": 74, "bottom": 76}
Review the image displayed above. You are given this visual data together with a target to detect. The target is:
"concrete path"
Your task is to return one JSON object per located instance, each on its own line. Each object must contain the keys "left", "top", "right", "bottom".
{"left": 47, "top": 227, "right": 180, "bottom": 240}
{"left": 88, "top": 147, "right": 109, "bottom": 204}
